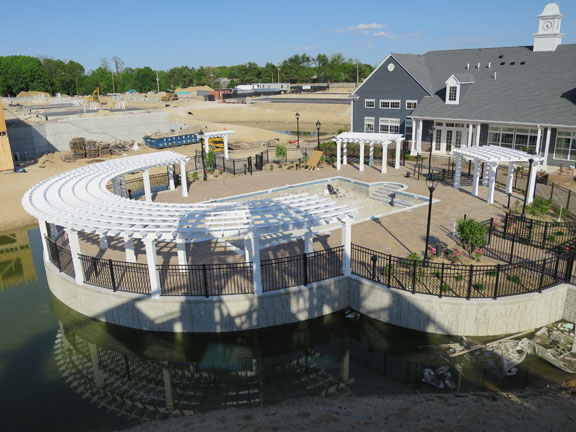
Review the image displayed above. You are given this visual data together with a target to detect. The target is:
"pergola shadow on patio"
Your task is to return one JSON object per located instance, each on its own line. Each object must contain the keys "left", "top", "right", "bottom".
{"left": 453, "top": 145, "right": 544, "bottom": 205}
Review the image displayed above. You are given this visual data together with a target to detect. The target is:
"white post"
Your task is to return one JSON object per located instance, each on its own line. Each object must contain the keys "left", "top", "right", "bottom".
{"left": 99, "top": 235, "right": 108, "bottom": 250}
{"left": 66, "top": 229, "right": 84, "bottom": 284}
{"left": 527, "top": 160, "right": 538, "bottom": 204}
{"left": 112, "top": 177, "right": 120, "bottom": 195}
{"left": 223, "top": 135, "right": 229, "bottom": 159}
{"left": 143, "top": 169, "right": 152, "bottom": 202}
{"left": 203, "top": 137, "right": 209, "bottom": 153}
{"left": 359, "top": 141, "right": 365, "bottom": 172}
{"left": 416, "top": 120, "right": 423, "bottom": 153}
{"left": 38, "top": 220, "right": 50, "bottom": 261}
{"left": 368, "top": 142, "right": 374, "bottom": 167}
{"left": 467, "top": 123, "right": 473, "bottom": 147}
{"left": 454, "top": 153, "right": 463, "bottom": 189}
{"left": 482, "top": 162, "right": 489, "bottom": 186}
{"left": 381, "top": 143, "right": 388, "bottom": 174}
{"left": 543, "top": 128, "right": 551, "bottom": 170}
{"left": 304, "top": 229, "right": 313, "bottom": 254}
{"left": 343, "top": 142, "right": 348, "bottom": 165}
{"left": 475, "top": 124, "right": 481, "bottom": 146}
{"left": 536, "top": 126, "right": 542, "bottom": 155}
{"left": 179, "top": 161, "right": 188, "bottom": 198}
{"left": 119, "top": 175, "right": 127, "bottom": 197}
{"left": 176, "top": 239, "right": 187, "bottom": 266}
{"left": 410, "top": 120, "right": 418, "bottom": 156}
{"left": 167, "top": 165, "right": 175, "bottom": 190}
{"left": 244, "top": 236, "right": 253, "bottom": 263}
{"left": 472, "top": 159, "right": 481, "bottom": 196}
{"left": 124, "top": 237, "right": 136, "bottom": 263}
{"left": 144, "top": 238, "right": 161, "bottom": 298}
{"left": 487, "top": 164, "right": 498, "bottom": 205}
{"left": 394, "top": 139, "right": 401, "bottom": 169}
{"left": 506, "top": 163, "right": 514, "bottom": 194}
{"left": 341, "top": 220, "right": 352, "bottom": 276}
{"left": 250, "top": 233, "right": 262, "bottom": 296}
{"left": 336, "top": 139, "right": 342, "bottom": 170}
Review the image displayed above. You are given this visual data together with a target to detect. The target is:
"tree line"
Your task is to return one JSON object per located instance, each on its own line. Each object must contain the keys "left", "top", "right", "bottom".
{"left": 0, "top": 54, "right": 374, "bottom": 97}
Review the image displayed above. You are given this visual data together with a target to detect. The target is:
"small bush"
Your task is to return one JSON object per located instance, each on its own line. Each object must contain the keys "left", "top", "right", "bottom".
{"left": 456, "top": 218, "right": 488, "bottom": 254}
{"left": 433, "top": 271, "right": 441, "bottom": 278}
{"left": 192, "top": 171, "right": 199, "bottom": 181}
{"left": 555, "top": 230, "right": 565, "bottom": 236}
{"left": 473, "top": 282, "right": 485, "bottom": 291}
{"left": 406, "top": 252, "right": 422, "bottom": 262}
{"left": 487, "top": 270, "right": 497, "bottom": 277}
{"left": 337, "top": 128, "right": 346, "bottom": 134}
{"left": 269, "top": 164, "right": 274, "bottom": 171}
{"left": 507, "top": 275, "right": 522, "bottom": 284}
{"left": 441, "top": 283, "right": 451, "bottom": 292}
{"left": 275, "top": 144, "right": 287, "bottom": 159}
{"left": 526, "top": 196, "right": 553, "bottom": 217}
{"left": 456, "top": 274, "right": 464, "bottom": 281}
{"left": 547, "top": 234, "right": 557, "bottom": 242}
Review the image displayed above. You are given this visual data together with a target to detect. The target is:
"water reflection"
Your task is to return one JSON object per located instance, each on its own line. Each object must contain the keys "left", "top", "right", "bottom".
{"left": 0, "top": 226, "right": 36, "bottom": 289}
{"left": 52, "top": 297, "right": 564, "bottom": 422}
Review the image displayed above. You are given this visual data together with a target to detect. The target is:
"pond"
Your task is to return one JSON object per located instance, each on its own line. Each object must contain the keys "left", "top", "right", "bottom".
{"left": 0, "top": 227, "right": 571, "bottom": 431}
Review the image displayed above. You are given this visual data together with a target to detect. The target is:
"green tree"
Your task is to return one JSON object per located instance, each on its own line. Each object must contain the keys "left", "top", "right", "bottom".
{"left": 456, "top": 218, "right": 488, "bottom": 254}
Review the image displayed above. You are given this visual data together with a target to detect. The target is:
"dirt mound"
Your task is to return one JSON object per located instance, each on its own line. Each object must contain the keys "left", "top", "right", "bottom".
{"left": 174, "top": 86, "right": 214, "bottom": 95}
{"left": 17, "top": 91, "right": 50, "bottom": 98}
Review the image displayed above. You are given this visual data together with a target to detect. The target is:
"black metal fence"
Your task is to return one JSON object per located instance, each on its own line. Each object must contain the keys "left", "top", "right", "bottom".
{"left": 46, "top": 237, "right": 75, "bottom": 278}
{"left": 158, "top": 262, "right": 253, "bottom": 296}
{"left": 493, "top": 214, "right": 576, "bottom": 250}
{"left": 78, "top": 255, "right": 151, "bottom": 295}
{"left": 261, "top": 247, "right": 343, "bottom": 292}
{"left": 192, "top": 149, "right": 270, "bottom": 175}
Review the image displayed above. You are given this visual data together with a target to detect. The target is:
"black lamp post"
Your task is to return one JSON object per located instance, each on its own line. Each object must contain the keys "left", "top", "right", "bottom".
{"left": 423, "top": 173, "right": 440, "bottom": 264}
{"left": 295, "top": 112, "right": 300, "bottom": 149}
{"left": 316, "top": 120, "right": 321, "bottom": 151}
{"left": 521, "top": 157, "right": 535, "bottom": 219}
{"left": 198, "top": 129, "right": 207, "bottom": 181}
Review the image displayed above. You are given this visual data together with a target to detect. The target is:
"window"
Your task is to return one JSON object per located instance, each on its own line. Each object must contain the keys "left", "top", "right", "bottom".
{"left": 365, "top": 99, "right": 375, "bottom": 108}
{"left": 380, "top": 99, "right": 401, "bottom": 109}
{"left": 554, "top": 130, "right": 576, "bottom": 162}
{"left": 364, "top": 117, "right": 375, "bottom": 133}
{"left": 406, "top": 100, "right": 417, "bottom": 110}
{"left": 488, "top": 126, "right": 538, "bottom": 151}
{"left": 448, "top": 86, "right": 457, "bottom": 101}
{"left": 404, "top": 119, "right": 413, "bottom": 141}
{"left": 379, "top": 118, "right": 400, "bottom": 134}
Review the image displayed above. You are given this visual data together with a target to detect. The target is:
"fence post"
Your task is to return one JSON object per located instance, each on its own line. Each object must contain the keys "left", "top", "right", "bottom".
{"left": 538, "top": 258, "right": 546, "bottom": 293}
{"left": 202, "top": 264, "right": 209, "bottom": 298}
{"left": 411, "top": 260, "right": 417, "bottom": 294}
{"left": 233, "top": 159, "right": 236, "bottom": 174}
{"left": 493, "top": 264, "right": 501, "bottom": 299}
{"left": 509, "top": 235, "right": 516, "bottom": 263}
{"left": 564, "top": 253, "right": 575, "bottom": 283}
{"left": 387, "top": 254, "right": 392, "bottom": 287}
{"left": 91, "top": 256, "right": 99, "bottom": 278}
{"left": 567, "top": 190, "right": 572, "bottom": 211}
{"left": 55, "top": 245, "right": 62, "bottom": 271}
{"left": 488, "top": 218, "right": 494, "bottom": 245}
{"left": 303, "top": 253, "right": 308, "bottom": 286}
{"left": 466, "top": 265, "right": 474, "bottom": 300}
{"left": 468, "top": 160, "right": 472, "bottom": 177}
{"left": 550, "top": 182, "right": 555, "bottom": 201}
{"left": 108, "top": 259, "right": 117, "bottom": 292}
{"left": 542, "top": 222, "right": 549, "bottom": 249}
{"left": 371, "top": 255, "right": 378, "bottom": 280}
{"left": 439, "top": 262, "right": 445, "bottom": 298}
{"left": 503, "top": 213, "right": 509, "bottom": 238}
{"left": 529, "top": 220, "right": 534, "bottom": 242}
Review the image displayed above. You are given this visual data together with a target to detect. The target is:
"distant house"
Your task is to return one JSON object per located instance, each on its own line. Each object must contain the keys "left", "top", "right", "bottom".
{"left": 351, "top": 2, "right": 576, "bottom": 168}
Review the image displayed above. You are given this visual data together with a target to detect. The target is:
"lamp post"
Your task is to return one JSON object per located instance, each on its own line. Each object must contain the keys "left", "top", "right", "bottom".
{"left": 198, "top": 129, "right": 207, "bottom": 181}
{"left": 423, "top": 173, "right": 439, "bottom": 264}
{"left": 295, "top": 112, "right": 300, "bottom": 149}
{"left": 521, "top": 157, "right": 535, "bottom": 219}
{"left": 316, "top": 120, "right": 321, "bottom": 151}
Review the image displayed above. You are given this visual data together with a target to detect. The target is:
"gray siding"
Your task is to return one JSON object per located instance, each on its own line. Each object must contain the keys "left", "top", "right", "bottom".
{"left": 353, "top": 57, "right": 429, "bottom": 135}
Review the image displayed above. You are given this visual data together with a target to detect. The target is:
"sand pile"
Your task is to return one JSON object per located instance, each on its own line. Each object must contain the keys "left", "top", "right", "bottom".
{"left": 174, "top": 86, "right": 213, "bottom": 94}
{"left": 17, "top": 91, "right": 50, "bottom": 98}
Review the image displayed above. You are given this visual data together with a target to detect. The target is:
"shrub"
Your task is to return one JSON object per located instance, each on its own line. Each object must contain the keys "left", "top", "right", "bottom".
{"left": 456, "top": 274, "right": 464, "bottom": 281}
{"left": 441, "top": 283, "right": 451, "bottom": 292}
{"left": 507, "top": 275, "right": 522, "bottom": 284}
{"left": 433, "top": 271, "right": 441, "bottom": 278}
{"left": 547, "top": 234, "right": 557, "bottom": 242}
{"left": 406, "top": 252, "right": 422, "bottom": 262}
{"left": 337, "top": 128, "right": 346, "bottom": 134}
{"left": 472, "top": 282, "right": 485, "bottom": 291}
{"left": 526, "top": 196, "right": 553, "bottom": 217}
{"left": 192, "top": 171, "right": 199, "bottom": 181}
{"left": 487, "top": 270, "right": 497, "bottom": 277}
{"left": 456, "top": 218, "right": 488, "bottom": 254}
{"left": 205, "top": 150, "right": 215, "bottom": 170}
{"left": 269, "top": 164, "right": 274, "bottom": 171}
{"left": 275, "top": 144, "right": 287, "bottom": 159}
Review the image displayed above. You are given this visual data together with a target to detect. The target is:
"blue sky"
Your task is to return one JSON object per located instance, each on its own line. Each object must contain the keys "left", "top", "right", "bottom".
{"left": 1, "top": 0, "right": 574, "bottom": 71}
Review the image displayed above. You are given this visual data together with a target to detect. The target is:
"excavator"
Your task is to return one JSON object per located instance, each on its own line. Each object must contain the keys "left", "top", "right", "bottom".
{"left": 161, "top": 90, "right": 179, "bottom": 101}
{"left": 88, "top": 87, "right": 100, "bottom": 102}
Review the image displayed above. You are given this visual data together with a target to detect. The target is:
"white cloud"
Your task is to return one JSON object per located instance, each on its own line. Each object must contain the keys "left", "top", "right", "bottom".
{"left": 337, "top": 23, "right": 386, "bottom": 33}
{"left": 373, "top": 31, "right": 420, "bottom": 40}
{"left": 294, "top": 46, "right": 312, "bottom": 51}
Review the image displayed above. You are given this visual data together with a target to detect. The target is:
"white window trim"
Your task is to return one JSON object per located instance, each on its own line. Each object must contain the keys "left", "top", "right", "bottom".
{"left": 406, "top": 100, "right": 418, "bottom": 110}
{"left": 553, "top": 130, "right": 576, "bottom": 162}
{"left": 379, "top": 99, "right": 401, "bottom": 110}
{"left": 365, "top": 99, "right": 375, "bottom": 109}
{"left": 446, "top": 85, "right": 460, "bottom": 104}
{"left": 364, "top": 117, "right": 375, "bottom": 133}
{"left": 379, "top": 118, "right": 400, "bottom": 134}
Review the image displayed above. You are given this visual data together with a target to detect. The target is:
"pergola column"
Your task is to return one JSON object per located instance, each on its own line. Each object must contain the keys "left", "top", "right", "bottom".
{"left": 475, "top": 124, "right": 481, "bottom": 146}
{"left": 203, "top": 136, "right": 209, "bottom": 153}
{"left": 168, "top": 165, "right": 175, "bottom": 190}
{"left": 304, "top": 229, "right": 313, "bottom": 254}
{"left": 416, "top": 119, "right": 423, "bottom": 153}
{"left": 454, "top": 153, "right": 463, "bottom": 189}
{"left": 144, "top": 238, "right": 161, "bottom": 298}
{"left": 472, "top": 159, "right": 481, "bottom": 196}
{"left": 527, "top": 160, "right": 538, "bottom": 204}
{"left": 394, "top": 139, "right": 401, "bottom": 169}
{"left": 381, "top": 143, "right": 388, "bottom": 174}
{"left": 248, "top": 233, "right": 262, "bottom": 296}
{"left": 341, "top": 220, "right": 352, "bottom": 276}
{"left": 143, "top": 169, "right": 152, "bottom": 202}
{"left": 223, "top": 135, "right": 229, "bottom": 159}
{"left": 112, "top": 177, "right": 120, "bottom": 195}
{"left": 179, "top": 161, "right": 188, "bottom": 198}
{"left": 38, "top": 220, "right": 50, "bottom": 261}
{"left": 66, "top": 228, "right": 85, "bottom": 284}
{"left": 176, "top": 239, "right": 187, "bottom": 266}
{"left": 343, "top": 142, "right": 348, "bottom": 165}
{"left": 368, "top": 142, "right": 374, "bottom": 167}
{"left": 467, "top": 124, "right": 473, "bottom": 147}
{"left": 487, "top": 163, "right": 498, "bottom": 205}
{"left": 482, "top": 163, "right": 489, "bottom": 186}
{"left": 124, "top": 236, "right": 136, "bottom": 263}
{"left": 119, "top": 175, "right": 127, "bottom": 197}
{"left": 536, "top": 126, "right": 542, "bottom": 155}
{"left": 506, "top": 162, "right": 515, "bottom": 194}
{"left": 336, "top": 139, "right": 342, "bottom": 170}
{"left": 410, "top": 121, "right": 418, "bottom": 156}
{"left": 359, "top": 141, "right": 365, "bottom": 172}
{"left": 543, "top": 128, "right": 551, "bottom": 169}
{"left": 99, "top": 234, "right": 108, "bottom": 250}
{"left": 244, "top": 236, "right": 253, "bottom": 263}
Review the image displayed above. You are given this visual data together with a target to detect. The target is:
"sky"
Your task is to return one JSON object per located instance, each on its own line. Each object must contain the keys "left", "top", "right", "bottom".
{"left": 1, "top": 0, "right": 574, "bottom": 71}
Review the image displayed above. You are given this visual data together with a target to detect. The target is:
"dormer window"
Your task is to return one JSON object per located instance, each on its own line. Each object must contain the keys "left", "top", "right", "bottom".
{"left": 448, "top": 86, "right": 458, "bottom": 102}
{"left": 444, "top": 74, "right": 472, "bottom": 105}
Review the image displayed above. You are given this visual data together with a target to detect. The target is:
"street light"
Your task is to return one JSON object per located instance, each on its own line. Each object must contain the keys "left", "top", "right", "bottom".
{"left": 423, "top": 173, "right": 440, "bottom": 264}
{"left": 295, "top": 112, "right": 301, "bottom": 149}
{"left": 198, "top": 129, "right": 207, "bottom": 181}
{"left": 316, "top": 120, "right": 321, "bottom": 151}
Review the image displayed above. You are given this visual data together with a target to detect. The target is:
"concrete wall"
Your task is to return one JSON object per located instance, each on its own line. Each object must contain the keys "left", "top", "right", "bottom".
{"left": 47, "top": 261, "right": 575, "bottom": 335}
{"left": 7, "top": 111, "right": 170, "bottom": 160}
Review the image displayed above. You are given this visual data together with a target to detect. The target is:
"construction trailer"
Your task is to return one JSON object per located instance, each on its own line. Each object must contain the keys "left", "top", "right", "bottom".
{"left": 0, "top": 101, "right": 15, "bottom": 172}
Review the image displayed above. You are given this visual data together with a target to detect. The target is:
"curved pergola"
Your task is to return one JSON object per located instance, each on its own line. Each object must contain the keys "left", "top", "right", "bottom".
{"left": 332, "top": 132, "right": 404, "bottom": 173}
{"left": 23, "top": 151, "right": 358, "bottom": 296}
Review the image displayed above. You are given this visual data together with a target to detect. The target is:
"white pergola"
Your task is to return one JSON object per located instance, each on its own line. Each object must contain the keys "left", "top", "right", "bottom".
{"left": 332, "top": 132, "right": 404, "bottom": 173}
{"left": 452, "top": 145, "right": 544, "bottom": 205}
{"left": 200, "top": 130, "right": 235, "bottom": 159}
{"left": 22, "top": 151, "right": 357, "bottom": 297}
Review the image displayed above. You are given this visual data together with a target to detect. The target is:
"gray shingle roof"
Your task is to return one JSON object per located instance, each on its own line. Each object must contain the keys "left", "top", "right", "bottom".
{"left": 392, "top": 45, "right": 576, "bottom": 127}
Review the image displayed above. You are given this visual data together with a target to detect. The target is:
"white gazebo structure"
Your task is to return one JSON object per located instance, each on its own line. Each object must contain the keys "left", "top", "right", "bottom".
{"left": 22, "top": 151, "right": 358, "bottom": 298}
{"left": 452, "top": 145, "right": 544, "bottom": 205}
{"left": 333, "top": 132, "right": 404, "bottom": 173}
{"left": 200, "top": 130, "right": 235, "bottom": 159}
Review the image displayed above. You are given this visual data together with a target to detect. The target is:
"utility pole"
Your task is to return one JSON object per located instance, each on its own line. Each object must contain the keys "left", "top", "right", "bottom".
{"left": 277, "top": 64, "right": 280, "bottom": 84}
{"left": 356, "top": 60, "right": 359, "bottom": 87}
{"left": 156, "top": 71, "right": 160, "bottom": 93}
{"left": 111, "top": 72, "right": 115, "bottom": 94}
